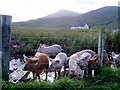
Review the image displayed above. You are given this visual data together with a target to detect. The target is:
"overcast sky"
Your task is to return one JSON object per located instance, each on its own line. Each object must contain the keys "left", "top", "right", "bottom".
{"left": 0, "top": 0, "right": 119, "bottom": 22}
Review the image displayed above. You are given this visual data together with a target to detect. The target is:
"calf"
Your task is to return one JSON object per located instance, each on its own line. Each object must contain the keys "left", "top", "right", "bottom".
{"left": 78, "top": 49, "right": 96, "bottom": 58}
{"left": 88, "top": 54, "right": 99, "bottom": 77}
{"left": 88, "top": 50, "right": 111, "bottom": 77}
{"left": 49, "top": 52, "right": 68, "bottom": 79}
{"left": 112, "top": 52, "right": 120, "bottom": 67}
{"left": 23, "top": 53, "right": 49, "bottom": 81}
{"left": 69, "top": 52, "right": 91, "bottom": 79}
{"left": 37, "top": 44, "right": 62, "bottom": 57}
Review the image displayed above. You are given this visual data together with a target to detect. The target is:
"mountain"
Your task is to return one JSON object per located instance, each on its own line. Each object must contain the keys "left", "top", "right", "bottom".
{"left": 12, "top": 6, "right": 118, "bottom": 29}
{"left": 45, "top": 9, "right": 81, "bottom": 18}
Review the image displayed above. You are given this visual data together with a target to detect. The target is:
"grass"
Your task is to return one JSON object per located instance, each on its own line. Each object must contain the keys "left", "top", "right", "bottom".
{"left": 11, "top": 28, "right": 120, "bottom": 55}
{"left": 2, "top": 66, "right": 120, "bottom": 89}
{"left": 11, "top": 28, "right": 100, "bottom": 55}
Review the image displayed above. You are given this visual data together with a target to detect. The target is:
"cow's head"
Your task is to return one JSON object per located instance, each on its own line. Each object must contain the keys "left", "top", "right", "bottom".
{"left": 23, "top": 54, "right": 39, "bottom": 71}
{"left": 49, "top": 59, "right": 61, "bottom": 70}
{"left": 23, "top": 54, "right": 32, "bottom": 63}
{"left": 112, "top": 52, "right": 120, "bottom": 59}
{"left": 37, "top": 44, "right": 45, "bottom": 52}
{"left": 81, "top": 52, "right": 92, "bottom": 61}
{"left": 88, "top": 54, "right": 98, "bottom": 70}
{"left": 112, "top": 52, "right": 120, "bottom": 63}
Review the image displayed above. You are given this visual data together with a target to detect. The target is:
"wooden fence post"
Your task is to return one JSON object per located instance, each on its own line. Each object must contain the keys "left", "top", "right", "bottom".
{"left": 118, "top": 2, "right": 120, "bottom": 30}
{"left": 0, "top": 15, "right": 2, "bottom": 89}
{"left": 0, "top": 15, "right": 12, "bottom": 81}
{"left": 98, "top": 29, "right": 104, "bottom": 67}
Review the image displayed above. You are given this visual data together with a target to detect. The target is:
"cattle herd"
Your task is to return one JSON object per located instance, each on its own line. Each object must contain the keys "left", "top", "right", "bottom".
{"left": 9, "top": 44, "right": 120, "bottom": 83}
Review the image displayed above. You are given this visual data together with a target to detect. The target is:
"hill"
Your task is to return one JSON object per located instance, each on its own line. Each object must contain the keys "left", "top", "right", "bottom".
{"left": 12, "top": 6, "right": 118, "bottom": 29}
{"left": 45, "top": 9, "right": 81, "bottom": 18}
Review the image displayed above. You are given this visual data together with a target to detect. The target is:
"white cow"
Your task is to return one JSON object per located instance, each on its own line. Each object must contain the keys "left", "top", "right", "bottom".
{"left": 37, "top": 44, "right": 62, "bottom": 57}
{"left": 112, "top": 52, "right": 120, "bottom": 67}
{"left": 49, "top": 52, "right": 68, "bottom": 79}
{"left": 78, "top": 49, "right": 96, "bottom": 58}
{"left": 69, "top": 52, "right": 91, "bottom": 78}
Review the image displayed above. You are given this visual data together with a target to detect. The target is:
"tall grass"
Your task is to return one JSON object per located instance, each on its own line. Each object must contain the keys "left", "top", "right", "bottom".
{"left": 11, "top": 28, "right": 100, "bottom": 54}
{"left": 11, "top": 28, "right": 120, "bottom": 54}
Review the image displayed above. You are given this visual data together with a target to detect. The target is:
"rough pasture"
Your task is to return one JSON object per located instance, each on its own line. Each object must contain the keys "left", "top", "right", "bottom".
{"left": 11, "top": 28, "right": 120, "bottom": 58}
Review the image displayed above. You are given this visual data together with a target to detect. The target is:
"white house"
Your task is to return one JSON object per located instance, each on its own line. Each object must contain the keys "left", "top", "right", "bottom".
{"left": 71, "top": 24, "right": 89, "bottom": 30}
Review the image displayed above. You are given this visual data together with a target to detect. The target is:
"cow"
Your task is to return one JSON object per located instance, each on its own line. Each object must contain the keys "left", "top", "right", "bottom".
{"left": 78, "top": 49, "right": 96, "bottom": 58}
{"left": 37, "top": 44, "right": 62, "bottom": 57}
{"left": 88, "top": 54, "right": 99, "bottom": 77}
{"left": 112, "top": 52, "right": 120, "bottom": 67}
{"left": 69, "top": 52, "right": 91, "bottom": 79}
{"left": 88, "top": 50, "right": 111, "bottom": 77}
{"left": 23, "top": 53, "right": 49, "bottom": 81}
{"left": 49, "top": 52, "right": 68, "bottom": 79}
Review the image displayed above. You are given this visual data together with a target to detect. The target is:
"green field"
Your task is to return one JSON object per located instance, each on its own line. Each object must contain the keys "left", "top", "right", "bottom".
{"left": 11, "top": 28, "right": 120, "bottom": 55}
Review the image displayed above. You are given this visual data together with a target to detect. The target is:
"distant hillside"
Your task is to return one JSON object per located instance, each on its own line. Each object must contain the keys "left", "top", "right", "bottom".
{"left": 12, "top": 6, "right": 118, "bottom": 29}
{"left": 45, "top": 9, "right": 81, "bottom": 18}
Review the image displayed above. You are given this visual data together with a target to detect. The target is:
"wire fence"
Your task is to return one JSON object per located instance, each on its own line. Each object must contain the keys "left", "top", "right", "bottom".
{"left": 10, "top": 29, "right": 120, "bottom": 58}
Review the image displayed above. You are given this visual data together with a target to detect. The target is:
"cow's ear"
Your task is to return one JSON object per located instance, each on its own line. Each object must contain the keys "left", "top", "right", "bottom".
{"left": 94, "top": 54, "right": 98, "bottom": 62}
{"left": 24, "top": 58, "right": 32, "bottom": 63}
{"left": 39, "top": 44, "right": 43, "bottom": 48}
{"left": 86, "top": 54, "right": 91, "bottom": 61}
{"left": 40, "top": 44, "right": 46, "bottom": 48}
{"left": 91, "top": 54, "right": 98, "bottom": 62}
{"left": 23, "top": 54, "right": 28, "bottom": 63}
{"left": 76, "top": 52, "right": 80, "bottom": 59}
{"left": 56, "top": 60, "right": 60, "bottom": 64}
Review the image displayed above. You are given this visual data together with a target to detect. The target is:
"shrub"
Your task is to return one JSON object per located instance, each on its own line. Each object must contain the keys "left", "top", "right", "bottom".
{"left": 2, "top": 67, "right": 120, "bottom": 90}
{"left": 51, "top": 77, "right": 86, "bottom": 90}
{"left": 88, "top": 66, "right": 120, "bottom": 89}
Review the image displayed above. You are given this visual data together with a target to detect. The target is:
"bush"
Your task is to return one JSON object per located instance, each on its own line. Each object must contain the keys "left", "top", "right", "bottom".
{"left": 2, "top": 80, "right": 51, "bottom": 90}
{"left": 88, "top": 66, "right": 120, "bottom": 89}
{"left": 51, "top": 77, "right": 86, "bottom": 90}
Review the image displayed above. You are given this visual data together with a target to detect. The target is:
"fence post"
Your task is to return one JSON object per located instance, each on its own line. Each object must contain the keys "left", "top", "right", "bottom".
{"left": 118, "top": 2, "right": 120, "bottom": 31}
{"left": 0, "top": 15, "right": 12, "bottom": 81}
{"left": 98, "top": 29, "right": 104, "bottom": 67}
{"left": 0, "top": 15, "right": 2, "bottom": 89}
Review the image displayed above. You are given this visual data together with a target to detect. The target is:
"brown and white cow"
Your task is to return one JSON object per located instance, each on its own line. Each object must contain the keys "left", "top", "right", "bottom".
{"left": 88, "top": 50, "right": 111, "bottom": 77}
{"left": 23, "top": 53, "right": 49, "bottom": 81}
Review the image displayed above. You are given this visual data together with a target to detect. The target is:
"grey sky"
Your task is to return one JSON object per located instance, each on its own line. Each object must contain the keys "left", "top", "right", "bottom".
{"left": 0, "top": 0, "right": 119, "bottom": 22}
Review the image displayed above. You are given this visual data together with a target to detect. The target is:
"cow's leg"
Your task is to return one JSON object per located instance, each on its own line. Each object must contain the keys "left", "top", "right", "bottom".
{"left": 92, "top": 70, "right": 95, "bottom": 77}
{"left": 36, "top": 72, "right": 40, "bottom": 81}
{"left": 84, "top": 70, "right": 88, "bottom": 77}
{"left": 54, "top": 70, "right": 57, "bottom": 79}
{"left": 33, "top": 72, "right": 37, "bottom": 80}
{"left": 63, "top": 65, "right": 67, "bottom": 76}
{"left": 94, "top": 64, "right": 99, "bottom": 76}
{"left": 45, "top": 69, "right": 48, "bottom": 81}
{"left": 58, "top": 70, "right": 61, "bottom": 79}
{"left": 88, "top": 68, "right": 92, "bottom": 77}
